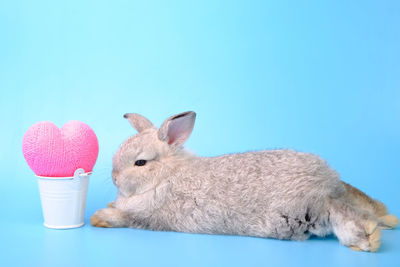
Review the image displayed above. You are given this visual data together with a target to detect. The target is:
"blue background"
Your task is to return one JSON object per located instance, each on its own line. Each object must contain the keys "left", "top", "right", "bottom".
{"left": 1, "top": 0, "right": 399, "bottom": 266}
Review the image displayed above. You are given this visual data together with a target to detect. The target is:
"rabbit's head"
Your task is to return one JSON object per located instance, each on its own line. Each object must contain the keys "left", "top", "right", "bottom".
{"left": 112, "top": 111, "right": 196, "bottom": 196}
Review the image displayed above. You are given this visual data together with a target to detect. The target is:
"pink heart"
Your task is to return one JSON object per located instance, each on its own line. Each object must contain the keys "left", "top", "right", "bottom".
{"left": 22, "top": 121, "right": 99, "bottom": 177}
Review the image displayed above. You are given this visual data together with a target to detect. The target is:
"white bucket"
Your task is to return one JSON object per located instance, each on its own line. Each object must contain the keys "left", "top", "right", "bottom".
{"left": 37, "top": 168, "right": 90, "bottom": 229}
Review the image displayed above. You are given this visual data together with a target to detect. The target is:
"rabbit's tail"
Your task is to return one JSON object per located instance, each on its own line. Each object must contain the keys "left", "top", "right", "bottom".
{"left": 343, "top": 182, "right": 399, "bottom": 229}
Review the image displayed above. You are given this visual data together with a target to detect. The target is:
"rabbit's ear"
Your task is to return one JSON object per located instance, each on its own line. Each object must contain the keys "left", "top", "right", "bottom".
{"left": 158, "top": 111, "right": 196, "bottom": 146}
{"left": 124, "top": 113, "right": 154, "bottom": 133}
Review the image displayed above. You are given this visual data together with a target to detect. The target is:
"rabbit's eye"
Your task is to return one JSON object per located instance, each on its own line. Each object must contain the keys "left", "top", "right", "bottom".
{"left": 135, "top": 160, "right": 147, "bottom": 166}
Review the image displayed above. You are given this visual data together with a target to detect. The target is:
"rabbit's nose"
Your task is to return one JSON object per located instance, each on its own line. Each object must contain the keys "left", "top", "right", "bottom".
{"left": 112, "top": 169, "right": 119, "bottom": 184}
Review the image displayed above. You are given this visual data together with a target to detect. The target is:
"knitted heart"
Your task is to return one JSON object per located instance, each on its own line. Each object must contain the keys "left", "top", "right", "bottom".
{"left": 22, "top": 121, "right": 99, "bottom": 177}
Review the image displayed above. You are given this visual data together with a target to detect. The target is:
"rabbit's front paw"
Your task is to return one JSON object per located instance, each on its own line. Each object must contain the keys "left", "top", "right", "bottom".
{"left": 91, "top": 208, "right": 128, "bottom": 228}
{"left": 91, "top": 209, "right": 112, "bottom": 227}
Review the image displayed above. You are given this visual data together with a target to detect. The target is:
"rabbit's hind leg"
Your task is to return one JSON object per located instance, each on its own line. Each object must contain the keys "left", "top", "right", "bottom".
{"left": 378, "top": 214, "right": 399, "bottom": 229}
{"left": 344, "top": 182, "right": 399, "bottom": 229}
{"left": 329, "top": 197, "right": 381, "bottom": 252}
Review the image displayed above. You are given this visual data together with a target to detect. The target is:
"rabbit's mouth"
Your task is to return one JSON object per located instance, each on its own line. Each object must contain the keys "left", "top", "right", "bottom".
{"left": 117, "top": 183, "right": 137, "bottom": 197}
{"left": 118, "top": 183, "right": 154, "bottom": 198}
{"left": 118, "top": 176, "right": 162, "bottom": 198}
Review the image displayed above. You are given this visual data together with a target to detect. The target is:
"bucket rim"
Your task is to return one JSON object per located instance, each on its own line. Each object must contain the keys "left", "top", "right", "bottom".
{"left": 36, "top": 169, "right": 92, "bottom": 180}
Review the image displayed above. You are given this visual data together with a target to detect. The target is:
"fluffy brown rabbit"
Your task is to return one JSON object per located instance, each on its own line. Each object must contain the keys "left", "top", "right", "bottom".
{"left": 91, "top": 111, "right": 398, "bottom": 252}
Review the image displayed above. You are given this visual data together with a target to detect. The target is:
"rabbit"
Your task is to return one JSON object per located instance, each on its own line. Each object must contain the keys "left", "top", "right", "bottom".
{"left": 91, "top": 111, "right": 398, "bottom": 252}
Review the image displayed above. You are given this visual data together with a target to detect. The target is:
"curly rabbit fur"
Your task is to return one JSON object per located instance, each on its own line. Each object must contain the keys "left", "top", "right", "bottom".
{"left": 91, "top": 111, "right": 398, "bottom": 252}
